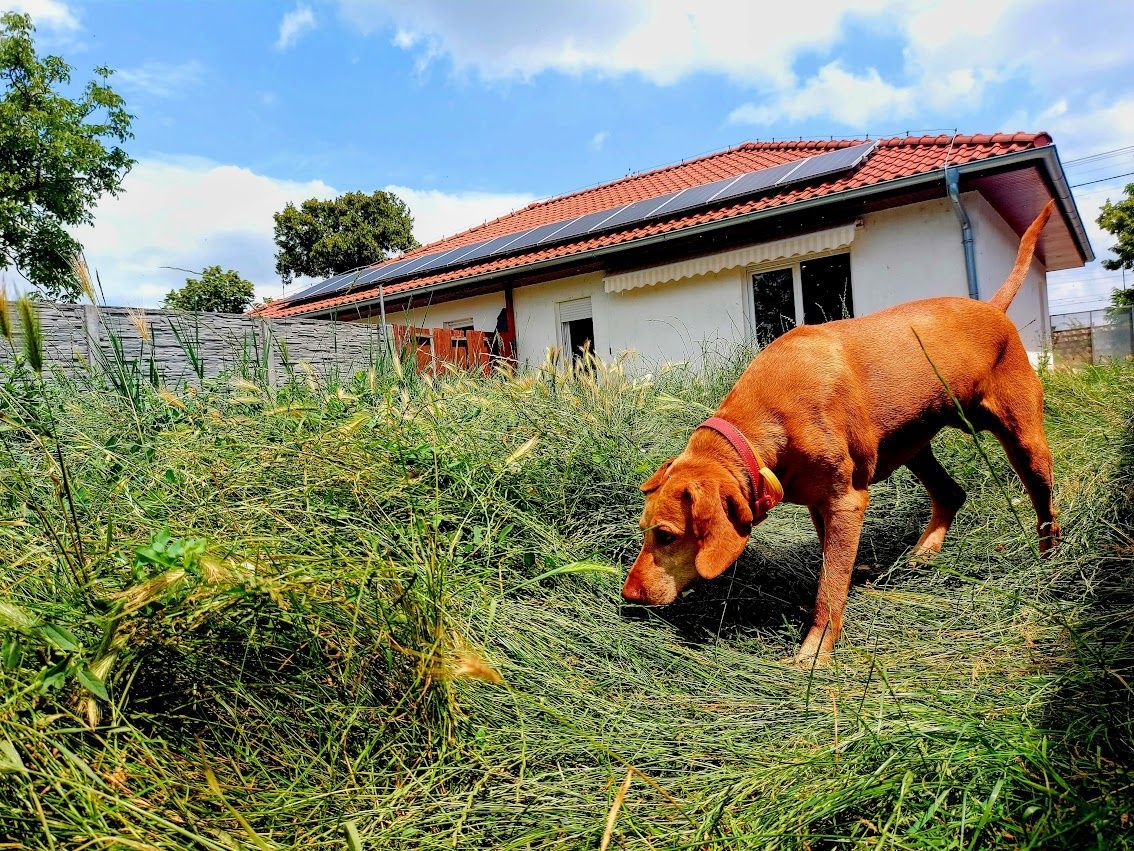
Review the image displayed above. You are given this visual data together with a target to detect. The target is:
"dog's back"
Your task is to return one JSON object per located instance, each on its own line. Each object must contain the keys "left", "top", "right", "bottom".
{"left": 728, "top": 200, "right": 1055, "bottom": 445}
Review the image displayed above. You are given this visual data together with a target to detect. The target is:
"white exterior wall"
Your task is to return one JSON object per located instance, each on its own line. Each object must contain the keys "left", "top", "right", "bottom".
{"left": 511, "top": 268, "right": 748, "bottom": 368}
{"left": 849, "top": 197, "right": 969, "bottom": 314}
{"left": 968, "top": 192, "right": 1050, "bottom": 357}
{"left": 382, "top": 291, "right": 505, "bottom": 332}
{"left": 366, "top": 194, "right": 1051, "bottom": 368}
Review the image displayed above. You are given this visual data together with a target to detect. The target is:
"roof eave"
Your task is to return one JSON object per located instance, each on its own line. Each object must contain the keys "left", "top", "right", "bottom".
{"left": 295, "top": 145, "right": 1094, "bottom": 319}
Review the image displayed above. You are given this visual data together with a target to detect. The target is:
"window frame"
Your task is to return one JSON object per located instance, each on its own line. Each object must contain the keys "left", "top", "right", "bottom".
{"left": 744, "top": 249, "right": 855, "bottom": 340}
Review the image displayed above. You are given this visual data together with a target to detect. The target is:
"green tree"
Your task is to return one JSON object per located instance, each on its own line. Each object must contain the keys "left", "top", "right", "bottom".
{"left": 273, "top": 190, "right": 418, "bottom": 286}
{"left": 0, "top": 13, "right": 133, "bottom": 302}
{"left": 163, "top": 266, "right": 254, "bottom": 313}
{"left": 1097, "top": 182, "right": 1134, "bottom": 319}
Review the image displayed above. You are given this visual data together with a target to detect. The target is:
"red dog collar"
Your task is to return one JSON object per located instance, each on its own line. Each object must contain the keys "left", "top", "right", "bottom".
{"left": 697, "top": 416, "right": 784, "bottom": 516}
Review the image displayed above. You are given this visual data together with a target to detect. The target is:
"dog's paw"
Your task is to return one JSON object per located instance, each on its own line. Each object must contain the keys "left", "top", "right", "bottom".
{"left": 790, "top": 643, "right": 831, "bottom": 669}
{"left": 1039, "top": 520, "right": 1062, "bottom": 555}
{"left": 907, "top": 548, "right": 937, "bottom": 567}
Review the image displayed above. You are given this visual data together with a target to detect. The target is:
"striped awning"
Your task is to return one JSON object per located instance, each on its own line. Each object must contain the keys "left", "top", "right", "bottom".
{"left": 603, "top": 223, "right": 857, "bottom": 293}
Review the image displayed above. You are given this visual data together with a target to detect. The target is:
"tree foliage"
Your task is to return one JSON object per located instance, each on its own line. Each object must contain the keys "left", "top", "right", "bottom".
{"left": 0, "top": 13, "right": 133, "bottom": 302}
{"left": 1096, "top": 182, "right": 1134, "bottom": 318}
{"left": 273, "top": 190, "right": 418, "bottom": 286}
{"left": 163, "top": 266, "right": 254, "bottom": 314}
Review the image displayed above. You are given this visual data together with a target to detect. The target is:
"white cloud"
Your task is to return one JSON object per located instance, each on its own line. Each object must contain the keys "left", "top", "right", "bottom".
{"left": 70, "top": 158, "right": 536, "bottom": 307}
{"left": 337, "top": 0, "right": 892, "bottom": 86}
{"left": 1030, "top": 95, "right": 1134, "bottom": 162}
{"left": 384, "top": 185, "right": 535, "bottom": 244}
{"left": 114, "top": 60, "right": 205, "bottom": 98}
{"left": 335, "top": 0, "right": 1134, "bottom": 139}
{"left": 729, "top": 63, "right": 916, "bottom": 129}
{"left": 73, "top": 158, "right": 337, "bottom": 307}
{"left": 1008, "top": 94, "right": 1134, "bottom": 312}
{"left": 276, "top": 5, "right": 317, "bottom": 50}
{"left": 591, "top": 130, "right": 609, "bottom": 151}
{"left": 6, "top": 0, "right": 79, "bottom": 31}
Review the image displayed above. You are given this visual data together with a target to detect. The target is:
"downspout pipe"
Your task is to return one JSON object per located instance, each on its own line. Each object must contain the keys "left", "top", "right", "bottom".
{"left": 378, "top": 282, "right": 388, "bottom": 353}
{"left": 946, "top": 166, "right": 980, "bottom": 300}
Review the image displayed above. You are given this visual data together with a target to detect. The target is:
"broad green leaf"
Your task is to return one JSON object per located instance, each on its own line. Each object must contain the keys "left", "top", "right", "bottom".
{"left": 0, "top": 740, "right": 26, "bottom": 774}
{"left": 344, "top": 820, "right": 364, "bottom": 851}
{"left": 1, "top": 635, "right": 21, "bottom": 669}
{"left": 39, "top": 622, "right": 78, "bottom": 652}
{"left": 75, "top": 663, "right": 109, "bottom": 700}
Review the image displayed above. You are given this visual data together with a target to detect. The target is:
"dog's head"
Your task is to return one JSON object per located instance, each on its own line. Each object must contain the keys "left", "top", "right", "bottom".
{"left": 621, "top": 457, "right": 756, "bottom": 605}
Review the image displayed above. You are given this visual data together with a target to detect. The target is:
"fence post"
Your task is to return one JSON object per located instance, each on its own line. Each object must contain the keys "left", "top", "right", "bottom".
{"left": 260, "top": 318, "right": 278, "bottom": 390}
{"left": 1128, "top": 307, "right": 1134, "bottom": 359}
{"left": 82, "top": 303, "right": 101, "bottom": 365}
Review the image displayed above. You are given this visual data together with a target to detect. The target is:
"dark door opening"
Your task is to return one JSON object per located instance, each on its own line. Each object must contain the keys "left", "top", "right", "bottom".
{"left": 565, "top": 316, "right": 594, "bottom": 363}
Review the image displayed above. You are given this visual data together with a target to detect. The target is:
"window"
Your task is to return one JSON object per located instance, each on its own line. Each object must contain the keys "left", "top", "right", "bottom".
{"left": 558, "top": 297, "right": 594, "bottom": 364}
{"left": 444, "top": 318, "right": 474, "bottom": 331}
{"left": 751, "top": 253, "right": 853, "bottom": 344}
{"left": 800, "top": 254, "right": 853, "bottom": 325}
{"left": 752, "top": 267, "right": 795, "bottom": 344}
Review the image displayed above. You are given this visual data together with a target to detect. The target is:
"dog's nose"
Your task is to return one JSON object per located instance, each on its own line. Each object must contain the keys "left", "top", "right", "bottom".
{"left": 621, "top": 571, "right": 647, "bottom": 602}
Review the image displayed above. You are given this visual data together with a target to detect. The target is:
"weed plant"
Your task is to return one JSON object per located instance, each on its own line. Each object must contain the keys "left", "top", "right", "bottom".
{"left": 0, "top": 296, "right": 1131, "bottom": 848}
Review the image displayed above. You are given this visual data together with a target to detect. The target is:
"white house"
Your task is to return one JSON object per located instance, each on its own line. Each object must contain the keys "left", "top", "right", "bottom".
{"left": 259, "top": 134, "right": 1093, "bottom": 367}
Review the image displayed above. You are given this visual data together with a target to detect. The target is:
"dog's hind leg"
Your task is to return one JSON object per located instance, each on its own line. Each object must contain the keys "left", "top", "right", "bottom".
{"left": 906, "top": 445, "right": 966, "bottom": 558}
{"left": 980, "top": 365, "right": 1060, "bottom": 553}
{"left": 990, "top": 418, "right": 1060, "bottom": 553}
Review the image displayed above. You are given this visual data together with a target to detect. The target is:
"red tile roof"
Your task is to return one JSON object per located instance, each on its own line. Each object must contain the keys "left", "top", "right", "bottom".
{"left": 259, "top": 133, "right": 1052, "bottom": 318}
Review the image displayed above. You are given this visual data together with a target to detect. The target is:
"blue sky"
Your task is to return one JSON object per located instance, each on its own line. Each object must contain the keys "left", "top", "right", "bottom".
{"left": 6, "top": 0, "right": 1134, "bottom": 315}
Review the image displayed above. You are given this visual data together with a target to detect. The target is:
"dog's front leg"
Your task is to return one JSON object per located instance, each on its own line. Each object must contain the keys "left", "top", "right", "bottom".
{"left": 795, "top": 489, "right": 869, "bottom": 666}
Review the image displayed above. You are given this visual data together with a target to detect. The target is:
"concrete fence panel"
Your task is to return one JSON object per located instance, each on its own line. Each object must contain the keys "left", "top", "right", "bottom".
{"left": 0, "top": 302, "right": 386, "bottom": 385}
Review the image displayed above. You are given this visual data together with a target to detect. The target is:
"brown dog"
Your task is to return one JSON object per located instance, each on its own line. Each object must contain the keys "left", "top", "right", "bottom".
{"left": 622, "top": 201, "right": 1058, "bottom": 665}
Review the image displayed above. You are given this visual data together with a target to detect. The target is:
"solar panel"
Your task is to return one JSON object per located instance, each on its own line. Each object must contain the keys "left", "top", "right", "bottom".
{"left": 596, "top": 192, "right": 680, "bottom": 231}
{"left": 287, "top": 267, "right": 375, "bottom": 301}
{"left": 435, "top": 237, "right": 494, "bottom": 267}
{"left": 287, "top": 274, "right": 346, "bottom": 302}
{"left": 353, "top": 257, "right": 418, "bottom": 286}
{"left": 449, "top": 231, "right": 534, "bottom": 266}
{"left": 400, "top": 244, "right": 472, "bottom": 277}
{"left": 774, "top": 141, "right": 876, "bottom": 186}
{"left": 533, "top": 215, "right": 586, "bottom": 245}
{"left": 396, "top": 250, "right": 453, "bottom": 278}
{"left": 501, "top": 219, "right": 580, "bottom": 254}
{"left": 712, "top": 160, "right": 806, "bottom": 205}
{"left": 548, "top": 208, "right": 626, "bottom": 243}
{"left": 648, "top": 176, "right": 738, "bottom": 218}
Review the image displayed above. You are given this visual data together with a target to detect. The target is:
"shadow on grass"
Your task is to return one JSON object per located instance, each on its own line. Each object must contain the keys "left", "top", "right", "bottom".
{"left": 619, "top": 494, "right": 930, "bottom": 644}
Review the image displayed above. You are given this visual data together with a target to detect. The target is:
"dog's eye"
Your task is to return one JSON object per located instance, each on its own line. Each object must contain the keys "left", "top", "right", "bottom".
{"left": 654, "top": 528, "right": 676, "bottom": 547}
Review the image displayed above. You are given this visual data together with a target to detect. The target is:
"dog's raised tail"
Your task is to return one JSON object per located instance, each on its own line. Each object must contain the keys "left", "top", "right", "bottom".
{"left": 988, "top": 200, "right": 1056, "bottom": 312}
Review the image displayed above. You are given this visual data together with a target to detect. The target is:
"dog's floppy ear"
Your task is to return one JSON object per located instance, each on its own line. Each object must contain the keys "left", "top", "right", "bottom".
{"left": 688, "top": 478, "right": 754, "bottom": 579}
{"left": 640, "top": 459, "right": 674, "bottom": 493}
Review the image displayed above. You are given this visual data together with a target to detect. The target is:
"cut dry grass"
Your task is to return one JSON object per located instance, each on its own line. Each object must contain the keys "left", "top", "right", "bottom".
{"left": 0, "top": 338, "right": 1131, "bottom": 849}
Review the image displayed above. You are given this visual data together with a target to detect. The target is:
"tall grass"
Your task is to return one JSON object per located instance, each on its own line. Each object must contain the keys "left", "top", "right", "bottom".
{"left": 0, "top": 307, "right": 1131, "bottom": 848}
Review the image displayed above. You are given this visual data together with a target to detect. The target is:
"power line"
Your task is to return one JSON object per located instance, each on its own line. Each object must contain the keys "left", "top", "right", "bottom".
{"left": 1063, "top": 144, "right": 1134, "bottom": 165}
{"left": 1070, "top": 170, "right": 1134, "bottom": 188}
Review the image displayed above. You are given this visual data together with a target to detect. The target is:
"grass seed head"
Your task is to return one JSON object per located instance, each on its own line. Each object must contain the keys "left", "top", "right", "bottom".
{"left": 127, "top": 309, "right": 151, "bottom": 344}
{"left": 16, "top": 296, "right": 43, "bottom": 373}
{"left": 71, "top": 255, "right": 99, "bottom": 304}
{"left": 0, "top": 285, "right": 11, "bottom": 343}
